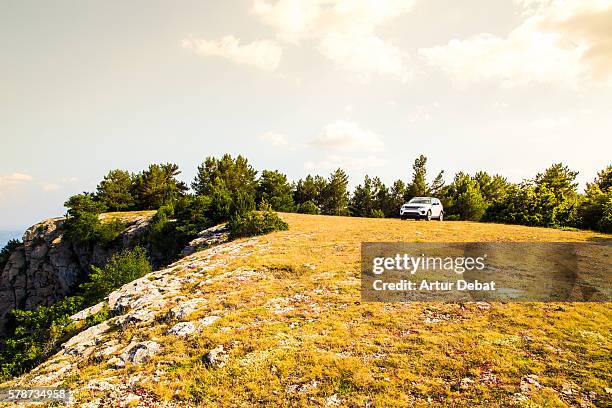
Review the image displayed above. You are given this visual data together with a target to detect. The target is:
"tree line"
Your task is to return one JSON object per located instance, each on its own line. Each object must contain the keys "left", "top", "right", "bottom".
{"left": 76, "top": 153, "right": 610, "bottom": 233}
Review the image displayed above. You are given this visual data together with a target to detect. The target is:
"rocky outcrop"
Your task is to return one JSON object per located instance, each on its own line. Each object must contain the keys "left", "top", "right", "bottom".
{"left": 0, "top": 215, "right": 151, "bottom": 336}
{"left": 180, "top": 223, "right": 229, "bottom": 257}
{"left": 2, "top": 237, "right": 260, "bottom": 398}
{"left": 0, "top": 217, "right": 232, "bottom": 337}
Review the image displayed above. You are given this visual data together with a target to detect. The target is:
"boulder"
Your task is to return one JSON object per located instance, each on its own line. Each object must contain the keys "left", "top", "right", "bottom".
{"left": 169, "top": 298, "right": 205, "bottom": 320}
{"left": 199, "top": 315, "right": 220, "bottom": 327}
{"left": 203, "top": 345, "right": 227, "bottom": 368}
{"left": 181, "top": 224, "right": 229, "bottom": 257}
{"left": 167, "top": 322, "right": 196, "bottom": 336}
{"left": 119, "top": 341, "right": 161, "bottom": 365}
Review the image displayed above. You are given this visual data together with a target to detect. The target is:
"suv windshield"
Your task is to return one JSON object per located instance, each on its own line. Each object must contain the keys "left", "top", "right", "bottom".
{"left": 409, "top": 198, "right": 431, "bottom": 204}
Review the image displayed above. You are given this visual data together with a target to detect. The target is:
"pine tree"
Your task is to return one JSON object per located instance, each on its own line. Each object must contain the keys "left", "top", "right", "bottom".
{"left": 371, "top": 177, "right": 391, "bottom": 217}
{"left": 96, "top": 169, "right": 135, "bottom": 211}
{"left": 387, "top": 180, "right": 407, "bottom": 217}
{"left": 446, "top": 172, "right": 486, "bottom": 221}
{"left": 134, "top": 163, "right": 187, "bottom": 209}
{"left": 321, "top": 168, "right": 349, "bottom": 215}
{"left": 578, "top": 165, "right": 612, "bottom": 232}
{"left": 192, "top": 154, "right": 258, "bottom": 200}
{"left": 405, "top": 155, "right": 429, "bottom": 200}
{"left": 534, "top": 163, "right": 578, "bottom": 200}
{"left": 257, "top": 170, "right": 294, "bottom": 212}
{"left": 294, "top": 175, "right": 323, "bottom": 206}
{"left": 430, "top": 170, "right": 445, "bottom": 197}
{"left": 474, "top": 171, "right": 509, "bottom": 204}
{"left": 349, "top": 175, "right": 375, "bottom": 217}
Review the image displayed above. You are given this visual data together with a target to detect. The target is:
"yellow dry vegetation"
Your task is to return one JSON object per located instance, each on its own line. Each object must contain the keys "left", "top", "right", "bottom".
{"left": 68, "top": 214, "right": 612, "bottom": 406}
{"left": 99, "top": 210, "right": 157, "bottom": 223}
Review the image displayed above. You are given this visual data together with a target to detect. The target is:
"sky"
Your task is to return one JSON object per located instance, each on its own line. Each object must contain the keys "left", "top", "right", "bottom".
{"left": 1, "top": 0, "right": 611, "bottom": 230}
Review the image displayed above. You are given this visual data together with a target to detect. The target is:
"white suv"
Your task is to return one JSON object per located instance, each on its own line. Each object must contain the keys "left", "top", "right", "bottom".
{"left": 400, "top": 197, "right": 444, "bottom": 221}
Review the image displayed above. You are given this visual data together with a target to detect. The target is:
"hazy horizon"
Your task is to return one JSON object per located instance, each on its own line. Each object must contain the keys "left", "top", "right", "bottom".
{"left": 2, "top": 0, "right": 611, "bottom": 230}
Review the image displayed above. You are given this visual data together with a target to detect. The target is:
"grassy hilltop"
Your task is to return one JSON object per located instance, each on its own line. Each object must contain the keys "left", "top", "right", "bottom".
{"left": 4, "top": 213, "right": 611, "bottom": 407}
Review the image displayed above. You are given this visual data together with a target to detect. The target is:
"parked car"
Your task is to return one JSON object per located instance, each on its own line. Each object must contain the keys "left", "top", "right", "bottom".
{"left": 400, "top": 197, "right": 444, "bottom": 221}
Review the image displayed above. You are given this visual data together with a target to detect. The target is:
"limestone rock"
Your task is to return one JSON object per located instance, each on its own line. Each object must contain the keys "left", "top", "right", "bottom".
{"left": 119, "top": 341, "right": 161, "bottom": 364}
{"left": 199, "top": 315, "right": 220, "bottom": 327}
{"left": 62, "top": 321, "right": 111, "bottom": 356}
{"left": 169, "top": 298, "right": 205, "bottom": 320}
{"left": 167, "top": 321, "right": 196, "bottom": 336}
{"left": 181, "top": 224, "right": 229, "bottom": 257}
{"left": 519, "top": 374, "right": 541, "bottom": 392}
{"left": 203, "top": 345, "right": 228, "bottom": 368}
{"left": 107, "top": 356, "right": 125, "bottom": 369}
{"left": 70, "top": 301, "right": 107, "bottom": 322}
{"left": 453, "top": 377, "right": 475, "bottom": 391}
{"left": 326, "top": 394, "right": 341, "bottom": 406}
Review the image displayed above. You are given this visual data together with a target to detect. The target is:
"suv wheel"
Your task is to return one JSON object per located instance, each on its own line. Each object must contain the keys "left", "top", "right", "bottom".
{"left": 426, "top": 211, "right": 432, "bottom": 221}
{"left": 439, "top": 211, "right": 444, "bottom": 221}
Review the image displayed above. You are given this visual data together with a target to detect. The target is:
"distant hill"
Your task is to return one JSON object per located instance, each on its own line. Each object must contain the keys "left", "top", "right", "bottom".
{"left": 0, "top": 230, "right": 23, "bottom": 248}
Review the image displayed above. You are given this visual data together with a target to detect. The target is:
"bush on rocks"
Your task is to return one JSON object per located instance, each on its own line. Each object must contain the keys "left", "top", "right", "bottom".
{"left": 228, "top": 202, "right": 289, "bottom": 239}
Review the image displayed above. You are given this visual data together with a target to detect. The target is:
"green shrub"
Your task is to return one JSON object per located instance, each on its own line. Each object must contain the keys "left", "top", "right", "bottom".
{"left": 85, "top": 304, "right": 111, "bottom": 326}
{"left": 97, "top": 219, "right": 126, "bottom": 245}
{"left": 597, "top": 195, "right": 612, "bottom": 233}
{"left": 0, "top": 295, "right": 85, "bottom": 380}
{"left": 0, "top": 239, "right": 21, "bottom": 272}
{"left": 229, "top": 204, "right": 288, "bottom": 239}
{"left": 64, "top": 214, "right": 124, "bottom": 247}
{"left": 63, "top": 193, "right": 124, "bottom": 246}
{"left": 174, "top": 195, "right": 213, "bottom": 236}
{"left": 371, "top": 209, "right": 385, "bottom": 218}
{"left": 297, "top": 200, "right": 320, "bottom": 215}
{"left": 209, "top": 181, "right": 234, "bottom": 223}
{"left": 63, "top": 210, "right": 102, "bottom": 243}
{"left": 80, "top": 246, "right": 151, "bottom": 302}
{"left": 146, "top": 196, "right": 217, "bottom": 266}
{"left": 147, "top": 204, "right": 183, "bottom": 265}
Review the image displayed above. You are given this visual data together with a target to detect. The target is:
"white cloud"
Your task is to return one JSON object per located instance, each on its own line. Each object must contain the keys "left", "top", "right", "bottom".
{"left": 183, "top": 35, "right": 282, "bottom": 71}
{"left": 0, "top": 173, "right": 33, "bottom": 185}
{"left": 253, "top": 0, "right": 415, "bottom": 42}
{"left": 304, "top": 154, "right": 387, "bottom": 170}
{"left": 317, "top": 33, "right": 411, "bottom": 82}
{"left": 530, "top": 116, "right": 570, "bottom": 129}
{"left": 309, "top": 120, "right": 385, "bottom": 152}
{"left": 41, "top": 183, "right": 60, "bottom": 192}
{"left": 259, "top": 131, "right": 289, "bottom": 146}
{"left": 407, "top": 107, "right": 431, "bottom": 124}
{"left": 253, "top": 0, "right": 414, "bottom": 81}
{"left": 407, "top": 102, "right": 440, "bottom": 124}
{"left": 252, "top": 0, "right": 322, "bottom": 43}
{"left": 418, "top": 0, "right": 612, "bottom": 87}
{"left": 0, "top": 172, "right": 34, "bottom": 196}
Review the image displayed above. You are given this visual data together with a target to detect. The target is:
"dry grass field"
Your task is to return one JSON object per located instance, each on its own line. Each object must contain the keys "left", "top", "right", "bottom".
{"left": 8, "top": 213, "right": 611, "bottom": 407}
